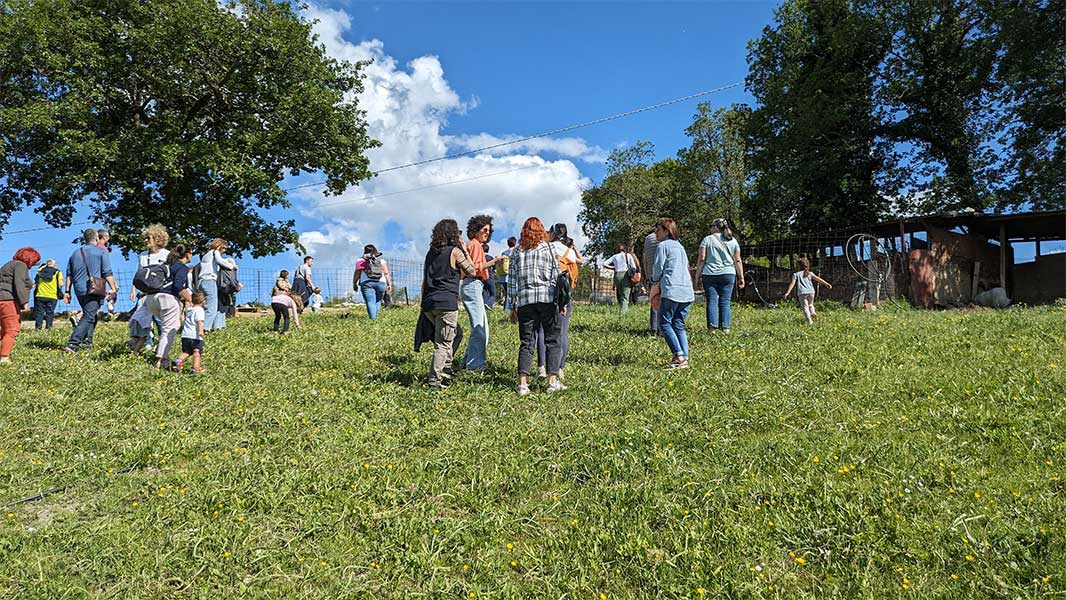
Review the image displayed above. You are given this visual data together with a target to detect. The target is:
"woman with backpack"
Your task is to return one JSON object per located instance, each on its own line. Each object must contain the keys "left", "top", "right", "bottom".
{"left": 508, "top": 217, "right": 567, "bottom": 395}
{"left": 0, "top": 247, "right": 40, "bottom": 365}
{"left": 128, "top": 244, "right": 194, "bottom": 369}
{"left": 535, "top": 223, "right": 583, "bottom": 380}
{"left": 354, "top": 244, "right": 392, "bottom": 320}
{"left": 33, "top": 258, "right": 63, "bottom": 329}
{"left": 197, "top": 238, "right": 238, "bottom": 331}
{"left": 128, "top": 224, "right": 170, "bottom": 346}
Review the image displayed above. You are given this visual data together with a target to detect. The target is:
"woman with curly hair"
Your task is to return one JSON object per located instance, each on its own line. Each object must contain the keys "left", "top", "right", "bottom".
{"left": 0, "top": 247, "right": 40, "bottom": 364}
{"left": 508, "top": 218, "right": 567, "bottom": 395}
{"left": 421, "top": 219, "right": 477, "bottom": 388}
{"left": 458, "top": 214, "right": 502, "bottom": 372}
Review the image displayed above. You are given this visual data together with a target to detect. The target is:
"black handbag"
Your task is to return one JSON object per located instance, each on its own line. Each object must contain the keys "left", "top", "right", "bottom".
{"left": 547, "top": 243, "right": 571, "bottom": 311}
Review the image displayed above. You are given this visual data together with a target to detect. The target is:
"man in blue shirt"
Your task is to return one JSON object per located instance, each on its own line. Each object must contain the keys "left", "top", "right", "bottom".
{"left": 62, "top": 229, "right": 118, "bottom": 353}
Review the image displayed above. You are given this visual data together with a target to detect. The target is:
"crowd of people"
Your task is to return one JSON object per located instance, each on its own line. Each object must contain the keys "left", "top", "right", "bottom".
{"left": 0, "top": 216, "right": 833, "bottom": 387}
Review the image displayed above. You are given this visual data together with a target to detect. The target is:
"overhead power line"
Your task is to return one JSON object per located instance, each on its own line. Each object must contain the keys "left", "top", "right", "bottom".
{"left": 2, "top": 82, "right": 742, "bottom": 236}
{"left": 285, "top": 81, "right": 743, "bottom": 191}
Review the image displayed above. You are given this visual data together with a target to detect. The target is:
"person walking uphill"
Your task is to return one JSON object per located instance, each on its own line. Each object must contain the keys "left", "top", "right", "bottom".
{"left": 0, "top": 248, "right": 40, "bottom": 364}
{"left": 197, "top": 239, "right": 238, "bottom": 331}
{"left": 693, "top": 218, "right": 745, "bottom": 333}
{"left": 649, "top": 218, "right": 695, "bottom": 370}
{"left": 354, "top": 245, "right": 392, "bottom": 320}
{"left": 459, "top": 215, "right": 502, "bottom": 372}
{"left": 509, "top": 218, "right": 567, "bottom": 395}
{"left": 292, "top": 256, "right": 315, "bottom": 306}
{"left": 606, "top": 243, "right": 640, "bottom": 316}
{"left": 420, "top": 219, "right": 478, "bottom": 389}
{"left": 63, "top": 229, "right": 118, "bottom": 354}
{"left": 33, "top": 259, "right": 63, "bottom": 330}
{"left": 128, "top": 245, "right": 193, "bottom": 369}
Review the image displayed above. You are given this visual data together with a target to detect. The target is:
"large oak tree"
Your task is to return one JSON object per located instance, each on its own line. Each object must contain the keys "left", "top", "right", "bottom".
{"left": 0, "top": 0, "right": 379, "bottom": 256}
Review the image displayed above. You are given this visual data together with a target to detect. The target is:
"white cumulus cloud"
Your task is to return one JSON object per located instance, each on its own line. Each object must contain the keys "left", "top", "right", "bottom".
{"left": 293, "top": 5, "right": 592, "bottom": 266}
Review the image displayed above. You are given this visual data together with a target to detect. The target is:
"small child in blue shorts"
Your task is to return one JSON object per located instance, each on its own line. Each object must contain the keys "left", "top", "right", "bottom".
{"left": 174, "top": 291, "right": 206, "bottom": 373}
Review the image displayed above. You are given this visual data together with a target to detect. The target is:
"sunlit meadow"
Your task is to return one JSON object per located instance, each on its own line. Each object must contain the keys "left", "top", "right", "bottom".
{"left": 1, "top": 302, "right": 1063, "bottom": 598}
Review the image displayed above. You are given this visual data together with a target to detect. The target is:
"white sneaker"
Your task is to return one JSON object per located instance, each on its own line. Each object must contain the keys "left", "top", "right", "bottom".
{"left": 547, "top": 380, "right": 568, "bottom": 393}
{"left": 537, "top": 366, "right": 547, "bottom": 378}
{"left": 517, "top": 384, "right": 531, "bottom": 396}
{"left": 557, "top": 368, "right": 565, "bottom": 382}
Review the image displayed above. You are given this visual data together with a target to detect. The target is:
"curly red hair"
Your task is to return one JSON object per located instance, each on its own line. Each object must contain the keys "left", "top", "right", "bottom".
{"left": 12, "top": 247, "right": 41, "bottom": 268}
{"left": 519, "top": 217, "right": 548, "bottom": 250}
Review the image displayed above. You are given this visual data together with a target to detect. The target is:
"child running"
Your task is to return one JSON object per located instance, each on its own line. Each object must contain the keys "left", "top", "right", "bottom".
{"left": 271, "top": 291, "right": 302, "bottom": 334}
{"left": 782, "top": 257, "right": 832, "bottom": 324}
{"left": 174, "top": 291, "right": 206, "bottom": 373}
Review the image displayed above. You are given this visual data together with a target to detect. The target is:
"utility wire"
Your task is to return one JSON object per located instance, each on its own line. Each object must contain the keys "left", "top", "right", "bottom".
{"left": 2, "top": 82, "right": 742, "bottom": 235}
{"left": 315, "top": 163, "right": 544, "bottom": 209}
{"left": 285, "top": 81, "right": 743, "bottom": 191}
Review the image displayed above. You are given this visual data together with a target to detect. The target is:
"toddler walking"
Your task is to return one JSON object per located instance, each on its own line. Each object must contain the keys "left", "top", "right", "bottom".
{"left": 174, "top": 292, "right": 206, "bottom": 373}
{"left": 783, "top": 257, "right": 832, "bottom": 324}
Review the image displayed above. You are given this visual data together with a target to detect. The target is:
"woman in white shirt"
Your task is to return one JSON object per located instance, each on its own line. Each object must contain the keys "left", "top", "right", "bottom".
{"left": 605, "top": 243, "right": 640, "bottom": 316}
{"left": 128, "top": 224, "right": 170, "bottom": 344}
{"left": 197, "top": 238, "right": 238, "bottom": 331}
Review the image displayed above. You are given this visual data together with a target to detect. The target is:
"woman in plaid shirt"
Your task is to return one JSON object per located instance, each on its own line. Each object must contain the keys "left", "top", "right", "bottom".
{"left": 508, "top": 217, "right": 568, "bottom": 395}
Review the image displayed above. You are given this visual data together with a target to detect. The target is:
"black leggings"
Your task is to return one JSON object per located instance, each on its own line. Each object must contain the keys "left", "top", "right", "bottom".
{"left": 271, "top": 303, "right": 290, "bottom": 333}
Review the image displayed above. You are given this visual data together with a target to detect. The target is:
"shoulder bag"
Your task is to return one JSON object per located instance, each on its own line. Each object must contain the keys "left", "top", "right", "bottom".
{"left": 80, "top": 247, "right": 108, "bottom": 296}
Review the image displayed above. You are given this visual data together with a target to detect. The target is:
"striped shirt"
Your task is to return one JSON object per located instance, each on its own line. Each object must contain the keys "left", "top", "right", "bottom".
{"left": 507, "top": 241, "right": 560, "bottom": 308}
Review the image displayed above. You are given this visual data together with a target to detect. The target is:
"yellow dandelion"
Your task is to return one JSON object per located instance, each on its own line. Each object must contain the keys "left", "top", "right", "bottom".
{"left": 697, "top": 588, "right": 705, "bottom": 595}
{"left": 223, "top": 551, "right": 231, "bottom": 558}
{"left": 966, "top": 554, "right": 975, "bottom": 561}
{"left": 463, "top": 564, "right": 470, "bottom": 571}
{"left": 795, "top": 556, "right": 807, "bottom": 565}
{"left": 951, "top": 574, "right": 958, "bottom": 581}
{"left": 506, "top": 543, "right": 514, "bottom": 550}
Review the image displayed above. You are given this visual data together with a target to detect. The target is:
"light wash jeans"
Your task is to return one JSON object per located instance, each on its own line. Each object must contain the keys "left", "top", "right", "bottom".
{"left": 702, "top": 273, "right": 736, "bottom": 330}
{"left": 659, "top": 298, "right": 691, "bottom": 358}
{"left": 361, "top": 280, "right": 387, "bottom": 320}
{"left": 199, "top": 279, "right": 227, "bottom": 330}
{"left": 459, "top": 278, "right": 488, "bottom": 371}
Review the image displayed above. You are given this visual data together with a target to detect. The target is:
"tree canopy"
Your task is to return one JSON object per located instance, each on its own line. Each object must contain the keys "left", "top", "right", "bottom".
{"left": 0, "top": 0, "right": 379, "bottom": 256}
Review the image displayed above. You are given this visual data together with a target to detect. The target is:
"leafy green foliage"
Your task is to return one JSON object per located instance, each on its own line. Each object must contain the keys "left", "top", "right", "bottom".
{"left": 1, "top": 304, "right": 1063, "bottom": 597}
{"left": 745, "top": 0, "right": 893, "bottom": 236}
{"left": 0, "top": 0, "right": 379, "bottom": 256}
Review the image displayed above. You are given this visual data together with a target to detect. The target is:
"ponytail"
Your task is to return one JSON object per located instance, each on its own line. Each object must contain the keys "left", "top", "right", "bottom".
{"left": 714, "top": 218, "right": 734, "bottom": 241}
{"left": 798, "top": 256, "right": 811, "bottom": 274}
{"left": 166, "top": 244, "right": 189, "bottom": 265}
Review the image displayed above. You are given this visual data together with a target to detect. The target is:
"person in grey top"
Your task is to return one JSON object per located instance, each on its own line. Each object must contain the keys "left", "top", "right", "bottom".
{"left": 0, "top": 247, "right": 40, "bottom": 364}
{"left": 783, "top": 257, "right": 833, "bottom": 324}
{"left": 643, "top": 230, "right": 660, "bottom": 334}
{"left": 63, "top": 228, "right": 118, "bottom": 353}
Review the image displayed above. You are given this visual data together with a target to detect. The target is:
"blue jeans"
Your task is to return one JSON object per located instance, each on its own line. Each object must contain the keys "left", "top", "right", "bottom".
{"left": 199, "top": 279, "right": 226, "bottom": 331}
{"left": 361, "top": 280, "right": 387, "bottom": 320}
{"left": 659, "top": 298, "right": 691, "bottom": 358}
{"left": 702, "top": 273, "right": 736, "bottom": 329}
{"left": 66, "top": 293, "right": 102, "bottom": 351}
{"left": 459, "top": 278, "right": 488, "bottom": 370}
{"left": 34, "top": 298, "right": 57, "bottom": 329}
{"left": 499, "top": 277, "right": 510, "bottom": 311}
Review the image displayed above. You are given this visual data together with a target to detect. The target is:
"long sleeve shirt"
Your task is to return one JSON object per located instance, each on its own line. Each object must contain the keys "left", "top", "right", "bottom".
{"left": 0, "top": 260, "right": 33, "bottom": 305}
{"left": 508, "top": 242, "right": 560, "bottom": 308}
{"left": 651, "top": 239, "right": 695, "bottom": 303}
{"left": 198, "top": 249, "right": 236, "bottom": 281}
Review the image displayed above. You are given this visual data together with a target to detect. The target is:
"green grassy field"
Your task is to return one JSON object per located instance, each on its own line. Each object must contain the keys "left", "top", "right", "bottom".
{"left": 1, "top": 302, "right": 1063, "bottom": 598}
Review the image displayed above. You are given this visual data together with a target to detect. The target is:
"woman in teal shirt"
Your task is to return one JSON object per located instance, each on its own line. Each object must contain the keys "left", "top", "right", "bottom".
{"left": 693, "top": 218, "right": 745, "bottom": 333}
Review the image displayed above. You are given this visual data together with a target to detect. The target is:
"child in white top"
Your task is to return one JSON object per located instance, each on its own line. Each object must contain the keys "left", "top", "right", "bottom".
{"left": 174, "top": 291, "right": 206, "bottom": 373}
{"left": 783, "top": 257, "right": 832, "bottom": 324}
{"left": 310, "top": 288, "right": 323, "bottom": 312}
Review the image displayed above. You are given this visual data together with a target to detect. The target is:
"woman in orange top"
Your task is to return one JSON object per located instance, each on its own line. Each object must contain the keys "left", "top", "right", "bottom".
{"left": 458, "top": 214, "right": 502, "bottom": 372}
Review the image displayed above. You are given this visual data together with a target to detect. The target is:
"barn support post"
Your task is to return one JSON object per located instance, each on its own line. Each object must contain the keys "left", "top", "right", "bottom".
{"left": 999, "top": 224, "right": 1007, "bottom": 291}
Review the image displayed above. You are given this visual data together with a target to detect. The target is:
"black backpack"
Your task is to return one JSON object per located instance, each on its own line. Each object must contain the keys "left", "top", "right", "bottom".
{"left": 364, "top": 254, "right": 385, "bottom": 280}
{"left": 547, "top": 244, "right": 571, "bottom": 311}
{"left": 217, "top": 266, "right": 241, "bottom": 295}
{"left": 133, "top": 263, "right": 172, "bottom": 294}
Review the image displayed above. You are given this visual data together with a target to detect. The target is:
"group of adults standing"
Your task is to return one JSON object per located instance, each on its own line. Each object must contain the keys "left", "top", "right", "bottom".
{"left": 418, "top": 214, "right": 583, "bottom": 393}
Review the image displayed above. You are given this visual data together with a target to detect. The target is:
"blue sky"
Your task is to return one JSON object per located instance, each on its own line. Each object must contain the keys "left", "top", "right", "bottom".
{"left": 1, "top": 1, "right": 1059, "bottom": 304}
